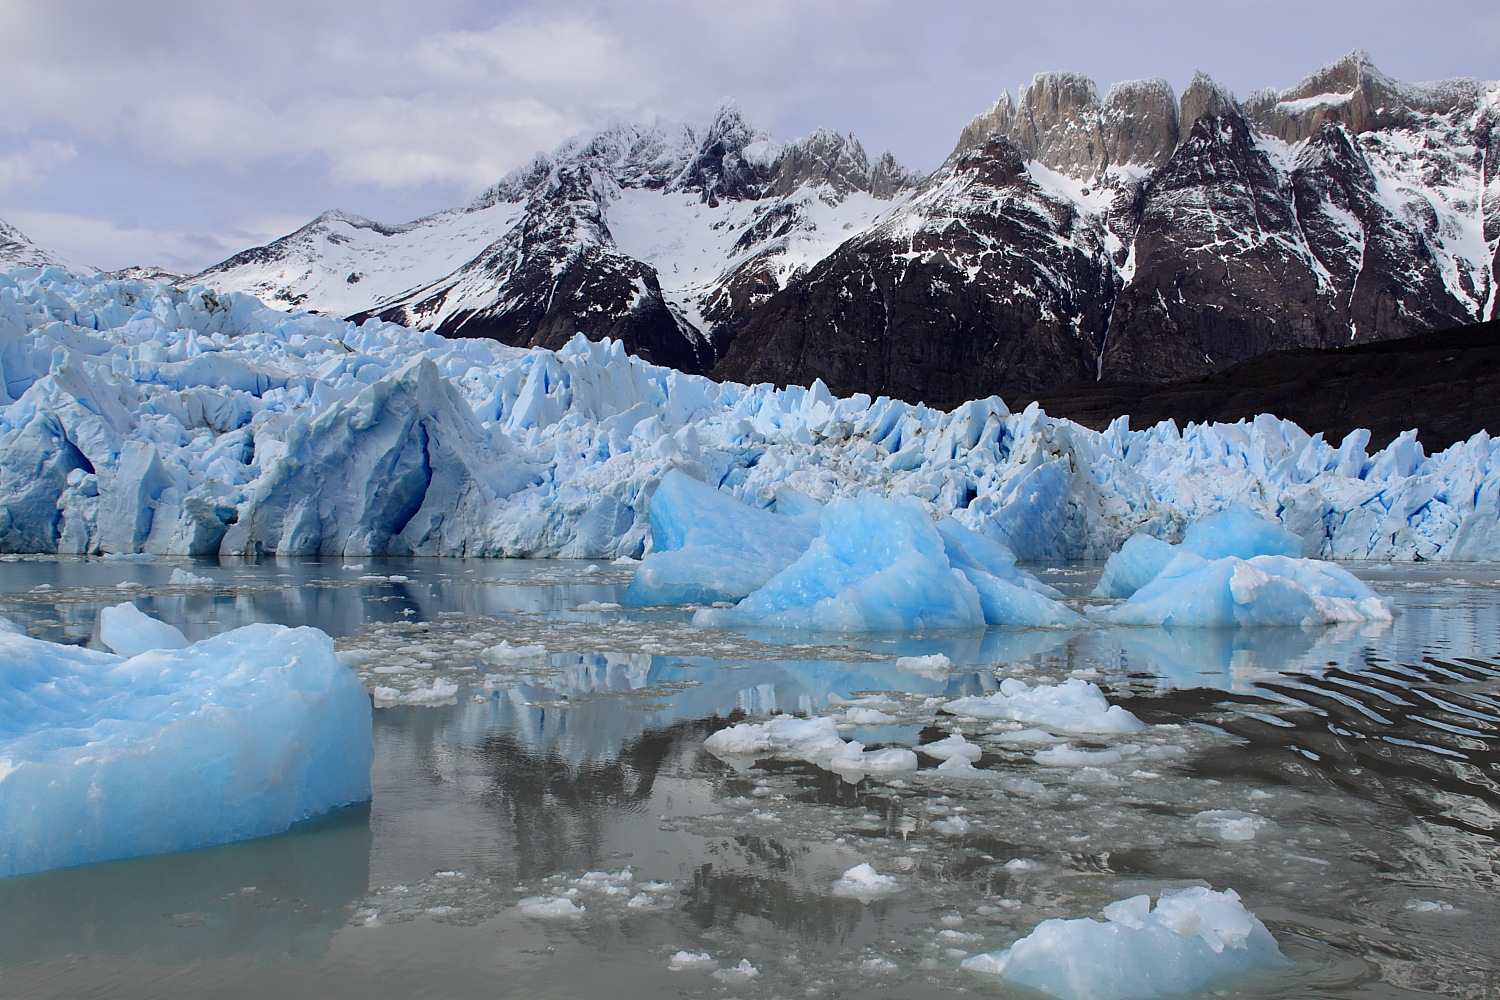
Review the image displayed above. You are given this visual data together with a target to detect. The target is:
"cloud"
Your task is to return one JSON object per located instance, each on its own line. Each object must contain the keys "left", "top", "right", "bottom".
{"left": 0, "top": 139, "right": 76, "bottom": 194}
{"left": 0, "top": 205, "right": 305, "bottom": 274}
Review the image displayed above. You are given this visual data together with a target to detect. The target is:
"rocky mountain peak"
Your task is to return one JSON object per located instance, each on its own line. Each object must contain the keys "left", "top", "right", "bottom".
{"left": 1179, "top": 71, "right": 1241, "bottom": 126}
{"left": 951, "top": 93, "right": 1017, "bottom": 160}
{"left": 1101, "top": 78, "right": 1180, "bottom": 169}
{"left": 1012, "top": 71, "right": 1109, "bottom": 177}
{"left": 1244, "top": 50, "right": 1487, "bottom": 143}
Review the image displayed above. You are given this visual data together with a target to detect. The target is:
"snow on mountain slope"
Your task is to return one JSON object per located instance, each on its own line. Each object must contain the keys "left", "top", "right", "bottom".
{"left": 6, "top": 269, "right": 1496, "bottom": 562}
{"left": 196, "top": 106, "right": 922, "bottom": 371}
{"left": 0, "top": 218, "right": 81, "bottom": 271}
{"left": 194, "top": 204, "right": 525, "bottom": 315}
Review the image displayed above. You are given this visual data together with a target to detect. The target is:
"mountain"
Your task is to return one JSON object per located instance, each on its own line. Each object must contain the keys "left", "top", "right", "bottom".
{"left": 193, "top": 53, "right": 1498, "bottom": 401}
{"left": 197, "top": 107, "right": 921, "bottom": 373}
{"left": 0, "top": 218, "right": 73, "bottom": 270}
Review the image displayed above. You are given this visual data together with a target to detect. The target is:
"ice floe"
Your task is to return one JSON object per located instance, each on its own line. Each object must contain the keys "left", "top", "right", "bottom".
{"left": 0, "top": 613, "right": 371, "bottom": 877}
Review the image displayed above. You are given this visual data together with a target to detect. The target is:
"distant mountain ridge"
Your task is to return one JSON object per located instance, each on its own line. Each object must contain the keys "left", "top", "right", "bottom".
{"left": 9, "top": 52, "right": 1498, "bottom": 406}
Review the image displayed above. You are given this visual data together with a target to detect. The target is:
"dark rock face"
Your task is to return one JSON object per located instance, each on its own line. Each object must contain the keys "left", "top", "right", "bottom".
{"left": 713, "top": 137, "right": 1118, "bottom": 403}
{"left": 1027, "top": 317, "right": 1500, "bottom": 451}
{"left": 196, "top": 52, "right": 1496, "bottom": 409}
{"left": 368, "top": 164, "right": 711, "bottom": 373}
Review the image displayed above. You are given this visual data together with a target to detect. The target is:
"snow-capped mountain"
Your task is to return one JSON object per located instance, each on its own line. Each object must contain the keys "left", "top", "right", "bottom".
{"left": 193, "top": 52, "right": 1498, "bottom": 402}
{"left": 0, "top": 218, "right": 72, "bottom": 270}
{"left": 197, "top": 106, "right": 921, "bottom": 373}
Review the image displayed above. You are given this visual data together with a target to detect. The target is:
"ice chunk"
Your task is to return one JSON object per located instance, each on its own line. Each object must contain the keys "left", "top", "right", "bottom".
{"left": 0, "top": 623, "right": 372, "bottom": 878}
{"left": 516, "top": 896, "right": 584, "bottom": 918}
{"left": 711, "top": 958, "right": 759, "bottom": 982}
{"left": 167, "top": 568, "right": 214, "bottom": 586}
{"left": 703, "top": 714, "right": 913, "bottom": 775}
{"left": 373, "top": 677, "right": 459, "bottom": 707}
{"left": 961, "top": 886, "right": 1287, "bottom": 1000}
{"left": 895, "top": 653, "right": 953, "bottom": 677}
{"left": 694, "top": 495, "right": 1080, "bottom": 632}
{"left": 831, "top": 863, "right": 901, "bottom": 899}
{"left": 1193, "top": 810, "right": 1274, "bottom": 841}
{"left": 919, "top": 733, "right": 983, "bottom": 762}
{"left": 0, "top": 615, "right": 22, "bottom": 635}
{"left": 480, "top": 641, "right": 548, "bottom": 663}
{"left": 1090, "top": 553, "right": 1393, "bottom": 627}
{"left": 1034, "top": 743, "right": 1127, "bottom": 767}
{"left": 1094, "top": 508, "right": 1304, "bottom": 600}
{"left": 1092, "top": 534, "right": 1176, "bottom": 599}
{"left": 942, "top": 678, "right": 1145, "bottom": 734}
{"left": 667, "top": 951, "right": 717, "bottom": 971}
{"left": 1179, "top": 506, "right": 1303, "bottom": 562}
{"left": 97, "top": 602, "right": 189, "bottom": 656}
{"left": 623, "top": 470, "right": 816, "bottom": 606}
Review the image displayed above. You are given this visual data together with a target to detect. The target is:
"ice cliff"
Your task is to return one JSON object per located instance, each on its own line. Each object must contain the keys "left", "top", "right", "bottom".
{"left": 1, "top": 267, "right": 1497, "bottom": 562}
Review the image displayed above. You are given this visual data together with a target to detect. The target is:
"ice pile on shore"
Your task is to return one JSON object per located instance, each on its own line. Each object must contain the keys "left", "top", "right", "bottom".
{"left": 1089, "top": 508, "right": 1393, "bottom": 627}
{"left": 0, "top": 605, "right": 372, "bottom": 877}
{"left": 2, "top": 268, "right": 1497, "bottom": 561}
{"left": 961, "top": 886, "right": 1286, "bottom": 1000}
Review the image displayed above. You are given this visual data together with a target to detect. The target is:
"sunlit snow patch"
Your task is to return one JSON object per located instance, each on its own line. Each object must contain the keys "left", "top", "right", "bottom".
{"left": 960, "top": 886, "right": 1286, "bottom": 1000}
{"left": 0, "top": 616, "right": 372, "bottom": 878}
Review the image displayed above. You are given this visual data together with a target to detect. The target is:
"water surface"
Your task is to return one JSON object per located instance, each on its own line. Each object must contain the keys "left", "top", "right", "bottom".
{"left": 1, "top": 555, "right": 1496, "bottom": 999}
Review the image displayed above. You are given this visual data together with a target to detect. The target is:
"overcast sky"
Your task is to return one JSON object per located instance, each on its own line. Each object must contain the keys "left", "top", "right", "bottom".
{"left": 1, "top": 0, "right": 1495, "bottom": 273}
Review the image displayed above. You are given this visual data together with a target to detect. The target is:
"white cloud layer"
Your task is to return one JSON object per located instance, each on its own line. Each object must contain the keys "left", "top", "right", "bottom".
{"left": 0, "top": 0, "right": 1494, "bottom": 271}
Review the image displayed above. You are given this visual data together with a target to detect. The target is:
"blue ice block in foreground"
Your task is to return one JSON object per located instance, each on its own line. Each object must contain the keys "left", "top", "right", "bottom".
{"left": 0, "top": 616, "right": 372, "bottom": 878}
{"left": 962, "top": 886, "right": 1286, "bottom": 1000}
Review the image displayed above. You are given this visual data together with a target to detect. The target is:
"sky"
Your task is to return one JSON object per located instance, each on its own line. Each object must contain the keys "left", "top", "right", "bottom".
{"left": 1, "top": 0, "right": 1496, "bottom": 273}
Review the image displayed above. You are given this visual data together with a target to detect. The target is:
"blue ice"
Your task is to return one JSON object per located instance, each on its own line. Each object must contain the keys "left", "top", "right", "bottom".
{"left": 0, "top": 611, "right": 372, "bottom": 878}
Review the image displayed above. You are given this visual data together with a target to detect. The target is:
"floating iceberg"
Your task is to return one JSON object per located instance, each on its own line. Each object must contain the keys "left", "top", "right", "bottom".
{"left": 1090, "top": 553, "right": 1394, "bottom": 627}
{"left": 622, "top": 469, "right": 817, "bottom": 606}
{"left": 0, "top": 613, "right": 372, "bottom": 878}
{"left": 1095, "top": 507, "right": 1305, "bottom": 599}
{"left": 960, "top": 886, "right": 1286, "bottom": 1000}
{"left": 1, "top": 269, "right": 1497, "bottom": 562}
{"left": 942, "top": 678, "right": 1145, "bottom": 734}
{"left": 691, "top": 495, "right": 1082, "bottom": 632}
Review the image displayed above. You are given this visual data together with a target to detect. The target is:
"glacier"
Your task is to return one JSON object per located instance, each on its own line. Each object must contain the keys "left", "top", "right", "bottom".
{"left": 960, "top": 886, "right": 1287, "bottom": 1000}
{"left": 1, "top": 267, "right": 1498, "bottom": 563}
{"left": 0, "top": 608, "right": 372, "bottom": 878}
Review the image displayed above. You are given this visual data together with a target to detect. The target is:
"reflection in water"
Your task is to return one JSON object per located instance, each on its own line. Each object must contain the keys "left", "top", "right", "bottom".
{"left": 0, "top": 805, "right": 371, "bottom": 966}
{"left": 2, "top": 558, "right": 1498, "bottom": 999}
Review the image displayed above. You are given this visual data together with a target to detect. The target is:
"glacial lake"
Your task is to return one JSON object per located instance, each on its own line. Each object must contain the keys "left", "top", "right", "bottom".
{"left": 0, "top": 556, "right": 1496, "bottom": 1000}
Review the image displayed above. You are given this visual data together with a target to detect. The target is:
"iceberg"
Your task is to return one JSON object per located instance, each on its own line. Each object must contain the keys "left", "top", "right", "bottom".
{"left": 1094, "top": 506, "right": 1303, "bottom": 600}
{"left": 1090, "top": 553, "right": 1394, "bottom": 627}
{"left": 691, "top": 495, "right": 1083, "bottom": 632}
{"left": 0, "top": 614, "right": 372, "bottom": 878}
{"left": 961, "top": 886, "right": 1286, "bottom": 1000}
{"left": 622, "top": 469, "right": 817, "bottom": 606}
{"left": 942, "top": 678, "right": 1145, "bottom": 734}
{"left": 0, "top": 269, "right": 1497, "bottom": 563}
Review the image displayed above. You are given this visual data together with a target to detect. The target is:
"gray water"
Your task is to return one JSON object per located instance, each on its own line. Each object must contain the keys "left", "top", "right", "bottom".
{"left": 0, "top": 555, "right": 1496, "bottom": 999}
